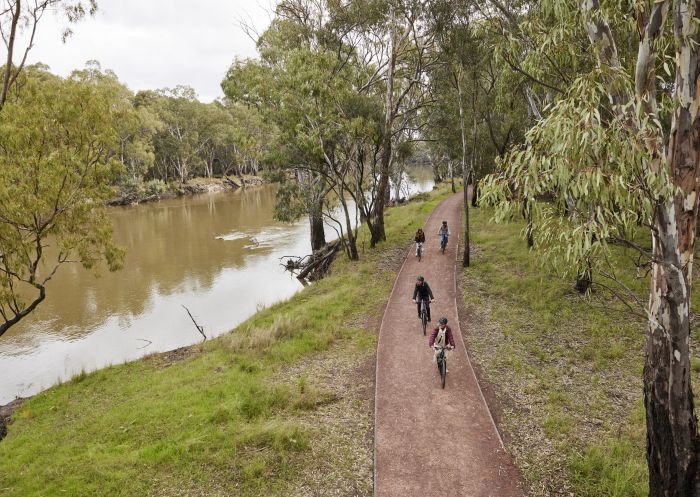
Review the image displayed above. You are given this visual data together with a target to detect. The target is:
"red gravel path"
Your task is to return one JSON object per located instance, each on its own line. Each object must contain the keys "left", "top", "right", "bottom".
{"left": 374, "top": 193, "right": 526, "bottom": 497}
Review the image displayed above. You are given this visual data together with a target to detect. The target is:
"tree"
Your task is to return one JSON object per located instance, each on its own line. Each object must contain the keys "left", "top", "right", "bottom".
{"left": 0, "top": 0, "right": 97, "bottom": 110}
{"left": 148, "top": 86, "right": 209, "bottom": 184}
{"left": 71, "top": 61, "right": 161, "bottom": 182}
{"left": 0, "top": 67, "right": 123, "bottom": 337}
{"left": 370, "top": 0, "right": 439, "bottom": 246}
{"left": 481, "top": 1, "right": 700, "bottom": 494}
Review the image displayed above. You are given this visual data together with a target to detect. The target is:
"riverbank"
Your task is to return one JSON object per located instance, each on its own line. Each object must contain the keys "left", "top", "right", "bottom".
{"left": 458, "top": 207, "right": 700, "bottom": 497}
{"left": 108, "top": 175, "right": 267, "bottom": 206}
{"left": 0, "top": 185, "right": 452, "bottom": 497}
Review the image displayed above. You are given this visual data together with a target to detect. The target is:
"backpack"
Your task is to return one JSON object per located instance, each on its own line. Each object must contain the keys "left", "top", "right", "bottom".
{"left": 434, "top": 328, "right": 447, "bottom": 347}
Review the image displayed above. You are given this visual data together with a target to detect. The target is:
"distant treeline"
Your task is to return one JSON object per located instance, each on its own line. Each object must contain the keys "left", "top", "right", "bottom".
{"left": 47, "top": 61, "right": 273, "bottom": 186}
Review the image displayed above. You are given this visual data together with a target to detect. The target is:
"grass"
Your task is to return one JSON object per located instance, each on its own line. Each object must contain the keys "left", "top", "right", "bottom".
{"left": 460, "top": 206, "right": 700, "bottom": 497}
{"left": 0, "top": 183, "right": 455, "bottom": 497}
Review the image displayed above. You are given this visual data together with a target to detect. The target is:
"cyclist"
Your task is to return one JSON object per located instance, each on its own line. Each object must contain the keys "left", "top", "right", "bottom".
{"left": 429, "top": 317, "right": 455, "bottom": 365}
{"left": 438, "top": 221, "right": 450, "bottom": 249}
{"left": 412, "top": 275, "right": 434, "bottom": 322}
{"left": 414, "top": 228, "right": 426, "bottom": 256}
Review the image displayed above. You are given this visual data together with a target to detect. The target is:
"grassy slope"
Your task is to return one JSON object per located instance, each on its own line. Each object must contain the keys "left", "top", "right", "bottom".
{"left": 0, "top": 185, "right": 452, "bottom": 497}
{"left": 461, "top": 207, "right": 700, "bottom": 497}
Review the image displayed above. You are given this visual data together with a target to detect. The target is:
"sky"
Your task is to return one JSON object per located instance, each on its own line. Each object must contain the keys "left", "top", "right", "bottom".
{"left": 24, "top": 0, "right": 273, "bottom": 102}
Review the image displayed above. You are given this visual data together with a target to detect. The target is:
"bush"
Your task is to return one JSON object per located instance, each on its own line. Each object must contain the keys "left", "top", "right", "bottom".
{"left": 120, "top": 177, "right": 145, "bottom": 199}
{"left": 143, "top": 179, "right": 168, "bottom": 197}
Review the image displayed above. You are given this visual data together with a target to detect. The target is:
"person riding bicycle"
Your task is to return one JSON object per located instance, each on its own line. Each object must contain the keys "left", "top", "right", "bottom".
{"left": 429, "top": 317, "right": 455, "bottom": 364}
{"left": 414, "top": 228, "right": 426, "bottom": 256}
{"left": 412, "top": 275, "right": 433, "bottom": 322}
{"left": 438, "top": 221, "right": 450, "bottom": 248}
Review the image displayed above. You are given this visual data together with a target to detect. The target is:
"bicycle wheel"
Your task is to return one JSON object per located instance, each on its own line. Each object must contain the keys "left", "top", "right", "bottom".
{"left": 439, "top": 356, "right": 446, "bottom": 389}
{"left": 422, "top": 312, "right": 427, "bottom": 335}
{"left": 418, "top": 245, "right": 422, "bottom": 262}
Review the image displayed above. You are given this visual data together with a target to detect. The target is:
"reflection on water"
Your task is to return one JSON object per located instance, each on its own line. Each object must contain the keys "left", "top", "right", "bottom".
{"left": 0, "top": 168, "right": 433, "bottom": 404}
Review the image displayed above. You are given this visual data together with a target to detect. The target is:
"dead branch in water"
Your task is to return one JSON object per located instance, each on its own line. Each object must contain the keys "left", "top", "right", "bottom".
{"left": 182, "top": 305, "right": 207, "bottom": 342}
{"left": 136, "top": 339, "right": 153, "bottom": 350}
{"left": 280, "top": 240, "right": 343, "bottom": 282}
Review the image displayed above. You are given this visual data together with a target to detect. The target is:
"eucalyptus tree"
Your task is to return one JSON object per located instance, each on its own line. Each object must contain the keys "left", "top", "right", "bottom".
{"left": 197, "top": 102, "right": 234, "bottom": 179}
{"left": 224, "top": 58, "right": 331, "bottom": 251}
{"left": 227, "top": 103, "right": 271, "bottom": 177}
{"left": 146, "top": 86, "right": 211, "bottom": 184}
{"left": 0, "top": 66, "right": 123, "bottom": 337}
{"left": 71, "top": 61, "right": 161, "bottom": 182}
{"left": 366, "top": 0, "right": 440, "bottom": 246}
{"left": 482, "top": 2, "right": 700, "bottom": 494}
{"left": 0, "top": 0, "right": 97, "bottom": 110}
{"left": 429, "top": 0, "right": 528, "bottom": 266}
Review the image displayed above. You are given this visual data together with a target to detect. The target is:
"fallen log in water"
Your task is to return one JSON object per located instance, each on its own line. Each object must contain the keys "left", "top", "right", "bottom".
{"left": 222, "top": 176, "right": 241, "bottom": 189}
{"left": 280, "top": 240, "right": 343, "bottom": 282}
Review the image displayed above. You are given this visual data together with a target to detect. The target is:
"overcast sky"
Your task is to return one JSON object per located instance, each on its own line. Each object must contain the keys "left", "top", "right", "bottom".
{"left": 25, "top": 0, "right": 273, "bottom": 102}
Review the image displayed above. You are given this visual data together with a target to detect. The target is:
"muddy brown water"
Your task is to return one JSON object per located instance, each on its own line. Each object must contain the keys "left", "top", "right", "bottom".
{"left": 0, "top": 170, "right": 433, "bottom": 404}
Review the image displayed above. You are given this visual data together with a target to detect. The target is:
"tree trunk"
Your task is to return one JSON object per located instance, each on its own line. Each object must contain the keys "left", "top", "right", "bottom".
{"left": 575, "top": 259, "right": 592, "bottom": 294}
{"left": 372, "top": 6, "right": 397, "bottom": 248}
{"left": 471, "top": 177, "right": 479, "bottom": 207}
{"left": 309, "top": 205, "right": 326, "bottom": 252}
{"left": 525, "top": 202, "right": 534, "bottom": 249}
{"left": 645, "top": 204, "right": 699, "bottom": 497}
{"left": 450, "top": 162, "right": 456, "bottom": 193}
{"left": 432, "top": 158, "right": 443, "bottom": 184}
{"left": 463, "top": 175, "right": 470, "bottom": 268}
{"left": 339, "top": 195, "right": 358, "bottom": 260}
{"left": 456, "top": 66, "right": 470, "bottom": 268}
{"left": 0, "top": 0, "right": 21, "bottom": 111}
{"left": 642, "top": 2, "right": 700, "bottom": 495}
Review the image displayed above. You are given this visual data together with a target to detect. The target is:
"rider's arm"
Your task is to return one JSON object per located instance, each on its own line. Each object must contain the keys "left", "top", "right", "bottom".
{"left": 412, "top": 285, "right": 418, "bottom": 300}
{"left": 428, "top": 327, "right": 437, "bottom": 347}
{"left": 447, "top": 327, "right": 456, "bottom": 348}
{"left": 427, "top": 284, "right": 434, "bottom": 300}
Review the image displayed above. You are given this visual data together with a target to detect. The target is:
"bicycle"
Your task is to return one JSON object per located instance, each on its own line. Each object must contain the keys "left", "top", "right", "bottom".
{"left": 440, "top": 234, "right": 448, "bottom": 254}
{"left": 434, "top": 345, "right": 452, "bottom": 389}
{"left": 417, "top": 298, "right": 432, "bottom": 336}
{"left": 416, "top": 242, "right": 423, "bottom": 262}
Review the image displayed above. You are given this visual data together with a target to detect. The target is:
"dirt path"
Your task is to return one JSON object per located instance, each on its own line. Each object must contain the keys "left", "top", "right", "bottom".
{"left": 374, "top": 193, "right": 525, "bottom": 497}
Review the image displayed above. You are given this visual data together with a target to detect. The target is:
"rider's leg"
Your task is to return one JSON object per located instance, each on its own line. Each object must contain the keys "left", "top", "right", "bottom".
{"left": 426, "top": 302, "right": 431, "bottom": 321}
{"left": 416, "top": 301, "right": 421, "bottom": 318}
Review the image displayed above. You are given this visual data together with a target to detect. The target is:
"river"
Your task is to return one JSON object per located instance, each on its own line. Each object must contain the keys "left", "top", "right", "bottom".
{"left": 0, "top": 168, "right": 434, "bottom": 404}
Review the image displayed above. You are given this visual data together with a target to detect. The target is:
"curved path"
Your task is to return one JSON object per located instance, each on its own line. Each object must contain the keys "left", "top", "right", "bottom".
{"left": 374, "top": 193, "right": 525, "bottom": 497}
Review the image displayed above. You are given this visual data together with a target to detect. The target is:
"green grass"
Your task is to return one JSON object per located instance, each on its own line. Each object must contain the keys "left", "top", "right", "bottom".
{"left": 461, "top": 206, "right": 700, "bottom": 497}
{"left": 0, "top": 184, "right": 455, "bottom": 497}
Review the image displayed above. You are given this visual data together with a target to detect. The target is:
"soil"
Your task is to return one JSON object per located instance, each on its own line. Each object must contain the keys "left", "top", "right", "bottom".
{"left": 374, "top": 193, "right": 526, "bottom": 497}
{"left": 0, "top": 397, "right": 26, "bottom": 441}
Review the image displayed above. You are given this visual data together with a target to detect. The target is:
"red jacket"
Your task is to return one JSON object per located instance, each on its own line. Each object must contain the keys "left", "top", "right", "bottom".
{"left": 429, "top": 325, "right": 455, "bottom": 348}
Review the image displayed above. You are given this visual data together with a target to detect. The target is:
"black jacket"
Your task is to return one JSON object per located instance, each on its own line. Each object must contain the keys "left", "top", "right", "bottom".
{"left": 413, "top": 282, "right": 434, "bottom": 301}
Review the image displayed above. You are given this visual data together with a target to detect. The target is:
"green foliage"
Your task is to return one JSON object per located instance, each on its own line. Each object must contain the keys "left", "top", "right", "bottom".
{"left": 426, "top": 6, "right": 529, "bottom": 181}
{"left": 0, "top": 66, "right": 124, "bottom": 335}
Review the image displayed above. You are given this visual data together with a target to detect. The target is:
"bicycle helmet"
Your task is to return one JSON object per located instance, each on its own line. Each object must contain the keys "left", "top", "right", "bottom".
{"left": 442, "top": 220, "right": 447, "bottom": 224}
{"left": 416, "top": 275, "right": 424, "bottom": 282}
{"left": 439, "top": 317, "right": 448, "bottom": 325}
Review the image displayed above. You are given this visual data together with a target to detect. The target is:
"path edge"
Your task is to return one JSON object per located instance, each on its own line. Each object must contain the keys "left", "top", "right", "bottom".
{"left": 451, "top": 204, "right": 507, "bottom": 450}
